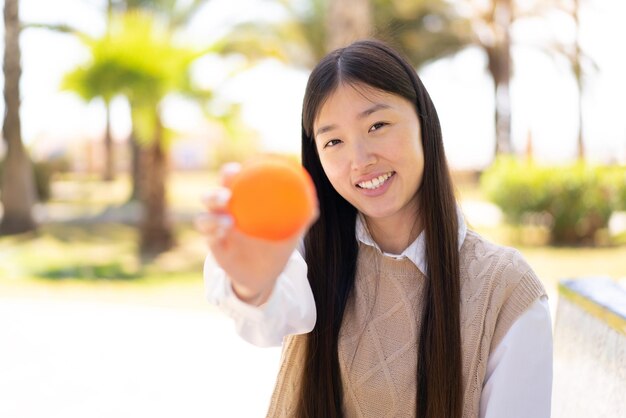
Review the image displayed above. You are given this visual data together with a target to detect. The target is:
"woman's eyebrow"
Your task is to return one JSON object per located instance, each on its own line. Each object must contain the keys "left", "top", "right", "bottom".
{"left": 315, "top": 124, "right": 338, "bottom": 137}
{"left": 315, "top": 103, "right": 391, "bottom": 137}
{"left": 358, "top": 103, "right": 391, "bottom": 119}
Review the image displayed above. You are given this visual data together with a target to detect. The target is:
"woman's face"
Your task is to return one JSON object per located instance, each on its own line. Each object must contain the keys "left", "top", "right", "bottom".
{"left": 313, "top": 82, "right": 424, "bottom": 227}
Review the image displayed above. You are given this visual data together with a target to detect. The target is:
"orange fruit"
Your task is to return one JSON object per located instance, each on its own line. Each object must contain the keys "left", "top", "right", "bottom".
{"left": 227, "top": 156, "right": 317, "bottom": 241}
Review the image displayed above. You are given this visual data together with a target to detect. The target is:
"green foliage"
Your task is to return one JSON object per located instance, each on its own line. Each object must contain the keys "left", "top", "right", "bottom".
{"left": 64, "top": 12, "right": 202, "bottom": 100}
{"left": 480, "top": 157, "right": 626, "bottom": 244}
{"left": 372, "top": 0, "right": 470, "bottom": 68}
{"left": 62, "top": 11, "right": 208, "bottom": 144}
{"left": 227, "top": 0, "right": 328, "bottom": 67}
{"left": 602, "top": 166, "right": 626, "bottom": 211}
{"left": 131, "top": 104, "right": 160, "bottom": 146}
{"left": 122, "top": 0, "right": 206, "bottom": 28}
{"left": 37, "top": 261, "right": 141, "bottom": 281}
{"left": 32, "top": 162, "right": 53, "bottom": 202}
{"left": 232, "top": 0, "right": 469, "bottom": 70}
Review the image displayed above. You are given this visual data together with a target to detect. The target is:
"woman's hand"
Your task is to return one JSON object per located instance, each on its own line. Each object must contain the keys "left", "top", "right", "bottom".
{"left": 196, "top": 163, "right": 318, "bottom": 306}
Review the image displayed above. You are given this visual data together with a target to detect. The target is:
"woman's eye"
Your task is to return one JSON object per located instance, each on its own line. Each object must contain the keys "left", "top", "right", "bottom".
{"left": 369, "top": 122, "right": 387, "bottom": 132}
{"left": 324, "top": 139, "right": 342, "bottom": 148}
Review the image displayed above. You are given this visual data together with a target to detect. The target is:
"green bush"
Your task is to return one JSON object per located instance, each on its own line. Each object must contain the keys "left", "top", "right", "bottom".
{"left": 601, "top": 166, "right": 626, "bottom": 211}
{"left": 480, "top": 157, "right": 626, "bottom": 244}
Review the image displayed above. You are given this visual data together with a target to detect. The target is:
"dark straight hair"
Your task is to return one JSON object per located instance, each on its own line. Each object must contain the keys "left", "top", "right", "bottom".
{"left": 299, "top": 39, "right": 461, "bottom": 418}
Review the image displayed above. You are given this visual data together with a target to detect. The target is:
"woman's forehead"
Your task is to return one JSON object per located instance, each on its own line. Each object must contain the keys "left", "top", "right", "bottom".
{"left": 316, "top": 83, "right": 393, "bottom": 115}
{"left": 314, "top": 82, "right": 412, "bottom": 126}
{"left": 328, "top": 82, "right": 391, "bottom": 103}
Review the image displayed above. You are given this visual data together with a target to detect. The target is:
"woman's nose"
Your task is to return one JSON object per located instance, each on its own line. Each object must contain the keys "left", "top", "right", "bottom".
{"left": 350, "top": 141, "right": 377, "bottom": 171}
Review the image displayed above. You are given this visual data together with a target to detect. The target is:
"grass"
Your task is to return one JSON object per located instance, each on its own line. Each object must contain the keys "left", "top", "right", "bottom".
{"left": 0, "top": 172, "right": 217, "bottom": 310}
{"left": 0, "top": 220, "right": 210, "bottom": 309}
{"left": 1, "top": 171, "right": 624, "bottom": 311}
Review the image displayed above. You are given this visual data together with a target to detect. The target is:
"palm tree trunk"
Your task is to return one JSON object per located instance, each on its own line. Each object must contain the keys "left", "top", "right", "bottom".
{"left": 572, "top": 0, "right": 584, "bottom": 161}
{"left": 1, "top": 0, "right": 37, "bottom": 235}
{"left": 488, "top": 0, "right": 513, "bottom": 156}
{"left": 103, "top": 101, "right": 115, "bottom": 181}
{"left": 139, "top": 112, "right": 174, "bottom": 256}
{"left": 102, "top": 1, "right": 116, "bottom": 181}
{"left": 326, "top": 0, "right": 372, "bottom": 51}
{"left": 129, "top": 130, "right": 141, "bottom": 201}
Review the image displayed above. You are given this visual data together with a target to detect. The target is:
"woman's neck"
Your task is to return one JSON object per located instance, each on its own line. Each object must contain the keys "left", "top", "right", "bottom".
{"left": 365, "top": 212, "right": 423, "bottom": 255}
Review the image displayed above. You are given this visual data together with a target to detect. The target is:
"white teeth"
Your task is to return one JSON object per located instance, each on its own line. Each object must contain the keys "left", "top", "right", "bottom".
{"left": 357, "top": 172, "right": 392, "bottom": 190}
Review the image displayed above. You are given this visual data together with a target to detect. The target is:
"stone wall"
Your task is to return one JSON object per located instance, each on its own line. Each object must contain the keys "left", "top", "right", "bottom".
{"left": 552, "top": 278, "right": 626, "bottom": 418}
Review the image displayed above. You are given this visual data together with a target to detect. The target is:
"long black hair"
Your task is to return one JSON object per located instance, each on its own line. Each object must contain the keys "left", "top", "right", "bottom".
{"left": 299, "top": 39, "right": 461, "bottom": 418}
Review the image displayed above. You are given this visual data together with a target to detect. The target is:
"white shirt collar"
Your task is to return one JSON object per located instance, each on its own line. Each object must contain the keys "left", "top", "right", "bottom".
{"left": 355, "top": 205, "right": 467, "bottom": 275}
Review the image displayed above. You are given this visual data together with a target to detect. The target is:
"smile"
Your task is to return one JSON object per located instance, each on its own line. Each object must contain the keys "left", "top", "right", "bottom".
{"left": 356, "top": 172, "right": 395, "bottom": 190}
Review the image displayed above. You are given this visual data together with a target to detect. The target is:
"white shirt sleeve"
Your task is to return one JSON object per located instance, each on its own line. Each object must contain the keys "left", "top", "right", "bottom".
{"left": 203, "top": 249, "right": 316, "bottom": 347}
{"left": 480, "top": 296, "right": 553, "bottom": 418}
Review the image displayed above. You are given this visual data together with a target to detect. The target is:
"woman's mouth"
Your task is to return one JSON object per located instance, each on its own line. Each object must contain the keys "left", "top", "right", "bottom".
{"left": 356, "top": 172, "right": 395, "bottom": 190}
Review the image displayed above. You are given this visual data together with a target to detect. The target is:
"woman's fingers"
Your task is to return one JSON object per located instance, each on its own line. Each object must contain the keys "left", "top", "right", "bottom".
{"left": 195, "top": 212, "right": 233, "bottom": 241}
{"left": 201, "top": 187, "right": 232, "bottom": 213}
{"left": 200, "top": 162, "right": 241, "bottom": 212}
{"left": 220, "top": 162, "right": 241, "bottom": 187}
{"left": 197, "top": 163, "right": 240, "bottom": 246}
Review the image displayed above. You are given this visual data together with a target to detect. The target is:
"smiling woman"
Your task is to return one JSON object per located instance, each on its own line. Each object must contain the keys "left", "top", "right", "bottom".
{"left": 201, "top": 39, "right": 552, "bottom": 418}
{"left": 312, "top": 84, "right": 424, "bottom": 254}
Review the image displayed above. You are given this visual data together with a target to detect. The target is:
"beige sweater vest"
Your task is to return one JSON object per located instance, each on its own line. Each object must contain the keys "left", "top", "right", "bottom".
{"left": 267, "top": 230, "right": 546, "bottom": 418}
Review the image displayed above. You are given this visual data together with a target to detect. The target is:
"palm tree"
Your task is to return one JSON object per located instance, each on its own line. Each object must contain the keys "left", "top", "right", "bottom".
{"left": 372, "top": 0, "right": 471, "bottom": 76}
{"left": 65, "top": 11, "right": 207, "bottom": 255}
{"left": 115, "top": 12, "right": 205, "bottom": 255}
{"left": 30, "top": 1, "right": 207, "bottom": 192}
{"left": 552, "top": 0, "right": 592, "bottom": 161}
{"left": 463, "top": 0, "right": 589, "bottom": 158}
{"left": 229, "top": 0, "right": 467, "bottom": 69}
{"left": 225, "top": 0, "right": 513, "bottom": 157}
{"left": 474, "top": 0, "right": 514, "bottom": 156}
{"left": 326, "top": 0, "right": 372, "bottom": 50}
{"left": 212, "top": 0, "right": 327, "bottom": 69}
{"left": 62, "top": 61, "right": 120, "bottom": 182}
{"left": 103, "top": 0, "right": 115, "bottom": 181}
{"left": 572, "top": 0, "right": 584, "bottom": 161}
{"left": 251, "top": 0, "right": 518, "bottom": 155}
{"left": 479, "top": 0, "right": 514, "bottom": 155}
{"left": 0, "top": 0, "right": 38, "bottom": 235}
{"left": 118, "top": 0, "right": 207, "bottom": 200}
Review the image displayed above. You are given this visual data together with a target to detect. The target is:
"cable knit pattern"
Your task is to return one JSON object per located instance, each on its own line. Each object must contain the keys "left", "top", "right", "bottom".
{"left": 266, "top": 230, "right": 546, "bottom": 417}
{"left": 339, "top": 245, "right": 424, "bottom": 417}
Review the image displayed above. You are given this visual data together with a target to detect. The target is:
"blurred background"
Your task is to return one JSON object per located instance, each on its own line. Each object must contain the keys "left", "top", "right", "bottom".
{"left": 0, "top": 0, "right": 624, "bottom": 417}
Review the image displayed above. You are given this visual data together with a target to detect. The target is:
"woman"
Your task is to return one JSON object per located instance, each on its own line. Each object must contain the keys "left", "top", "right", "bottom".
{"left": 199, "top": 39, "right": 552, "bottom": 418}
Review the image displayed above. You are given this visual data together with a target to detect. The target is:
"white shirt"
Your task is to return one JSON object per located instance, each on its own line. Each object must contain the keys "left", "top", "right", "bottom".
{"left": 204, "top": 211, "right": 553, "bottom": 418}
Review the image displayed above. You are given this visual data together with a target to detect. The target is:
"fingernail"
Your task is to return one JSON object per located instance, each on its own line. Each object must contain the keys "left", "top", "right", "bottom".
{"left": 215, "top": 217, "right": 233, "bottom": 238}
{"left": 217, "top": 214, "right": 234, "bottom": 228}
{"left": 215, "top": 188, "right": 232, "bottom": 205}
{"left": 222, "top": 162, "right": 241, "bottom": 176}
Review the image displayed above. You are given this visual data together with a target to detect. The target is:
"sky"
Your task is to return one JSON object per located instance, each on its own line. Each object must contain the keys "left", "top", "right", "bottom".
{"left": 2, "top": 0, "right": 626, "bottom": 169}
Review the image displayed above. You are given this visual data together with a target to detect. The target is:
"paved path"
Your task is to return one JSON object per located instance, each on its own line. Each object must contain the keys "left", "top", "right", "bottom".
{"left": 0, "top": 297, "right": 281, "bottom": 418}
